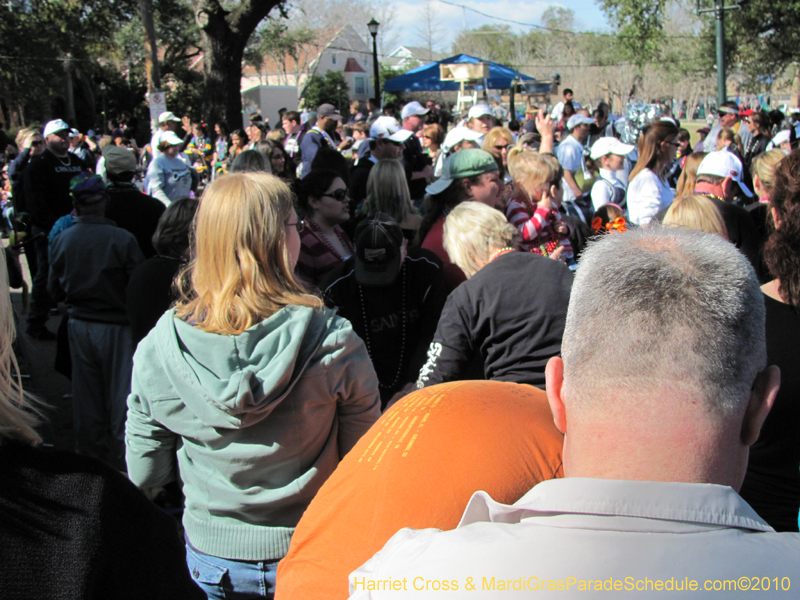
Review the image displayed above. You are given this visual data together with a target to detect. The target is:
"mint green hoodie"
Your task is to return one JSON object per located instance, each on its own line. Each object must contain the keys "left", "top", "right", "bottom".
{"left": 125, "top": 305, "right": 380, "bottom": 560}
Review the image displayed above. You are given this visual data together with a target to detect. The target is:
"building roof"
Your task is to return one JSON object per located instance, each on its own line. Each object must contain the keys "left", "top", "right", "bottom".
{"left": 343, "top": 57, "right": 366, "bottom": 73}
{"left": 385, "top": 45, "right": 445, "bottom": 68}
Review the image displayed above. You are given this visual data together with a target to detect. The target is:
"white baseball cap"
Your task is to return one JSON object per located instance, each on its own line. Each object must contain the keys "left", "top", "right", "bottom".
{"left": 589, "top": 137, "right": 635, "bottom": 160}
{"left": 158, "top": 111, "right": 182, "bottom": 124}
{"left": 160, "top": 131, "right": 184, "bottom": 146}
{"left": 771, "top": 130, "right": 791, "bottom": 147}
{"left": 468, "top": 104, "right": 492, "bottom": 119}
{"left": 567, "top": 114, "right": 595, "bottom": 130}
{"left": 401, "top": 101, "right": 429, "bottom": 121}
{"left": 43, "top": 119, "right": 70, "bottom": 138}
{"left": 370, "top": 116, "right": 413, "bottom": 143}
{"left": 697, "top": 151, "right": 753, "bottom": 197}
{"left": 68, "top": 128, "right": 81, "bottom": 138}
{"left": 442, "top": 127, "right": 483, "bottom": 152}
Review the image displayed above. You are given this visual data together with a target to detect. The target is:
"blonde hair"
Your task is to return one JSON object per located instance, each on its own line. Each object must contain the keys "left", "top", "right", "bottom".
{"left": 663, "top": 193, "right": 728, "bottom": 239}
{"left": 675, "top": 152, "right": 706, "bottom": 197}
{"left": 0, "top": 248, "right": 44, "bottom": 445}
{"left": 443, "top": 201, "right": 517, "bottom": 278}
{"left": 175, "top": 173, "right": 321, "bottom": 334}
{"left": 717, "top": 128, "right": 743, "bottom": 154}
{"left": 16, "top": 127, "right": 42, "bottom": 148}
{"left": 364, "top": 159, "right": 414, "bottom": 223}
{"left": 482, "top": 127, "right": 514, "bottom": 154}
{"left": 752, "top": 149, "right": 786, "bottom": 198}
{"left": 507, "top": 148, "right": 561, "bottom": 198}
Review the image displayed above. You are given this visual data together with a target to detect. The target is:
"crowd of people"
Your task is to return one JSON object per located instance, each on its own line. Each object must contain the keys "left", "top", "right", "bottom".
{"left": 1, "top": 86, "right": 800, "bottom": 598}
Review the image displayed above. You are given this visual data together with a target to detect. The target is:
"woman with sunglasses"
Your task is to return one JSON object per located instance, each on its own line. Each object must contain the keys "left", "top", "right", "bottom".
{"left": 626, "top": 120, "right": 680, "bottom": 226}
{"left": 258, "top": 139, "right": 295, "bottom": 182}
{"left": 125, "top": 172, "right": 380, "bottom": 599}
{"left": 294, "top": 170, "right": 354, "bottom": 289}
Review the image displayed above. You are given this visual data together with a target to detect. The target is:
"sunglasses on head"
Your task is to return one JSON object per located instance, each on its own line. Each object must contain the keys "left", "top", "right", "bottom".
{"left": 325, "top": 188, "right": 348, "bottom": 202}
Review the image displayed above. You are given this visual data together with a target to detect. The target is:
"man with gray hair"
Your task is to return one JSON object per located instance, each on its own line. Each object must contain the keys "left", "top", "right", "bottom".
{"left": 350, "top": 226, "right": 798, "bottom": 598}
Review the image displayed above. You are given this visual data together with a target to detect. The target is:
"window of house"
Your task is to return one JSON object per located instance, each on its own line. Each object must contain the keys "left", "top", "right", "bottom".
{"left": 354, "top": 76, "right": 366, "bottom": 95}
{"left": 331, "top": 53, "right": 337, "bottom": 65}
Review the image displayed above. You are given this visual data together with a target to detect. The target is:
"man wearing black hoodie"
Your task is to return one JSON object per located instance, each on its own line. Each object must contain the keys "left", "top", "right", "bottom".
{"left": 24, "top": 119, "right": 87, "bottom": 340}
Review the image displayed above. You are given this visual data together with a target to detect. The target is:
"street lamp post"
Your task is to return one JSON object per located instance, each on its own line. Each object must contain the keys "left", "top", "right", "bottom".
{"left": 367, "top": 18, "right": 380, "bottom": 107}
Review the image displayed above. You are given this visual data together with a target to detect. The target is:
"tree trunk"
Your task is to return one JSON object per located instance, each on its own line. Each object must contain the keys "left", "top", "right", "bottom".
{"left": 64, "top": 56, "right": 76, "bottom": 124}
{"left": 791, "top": 67, "right": 800, "bottom": 109}
{"left": 194, "top": 0, "right": 281, "bottom": 129}
{"left": 201, "top": 26, "right": 247, "bottom": 128}
{"left": 138, "top": 0, "right": 161, "bottom": 93}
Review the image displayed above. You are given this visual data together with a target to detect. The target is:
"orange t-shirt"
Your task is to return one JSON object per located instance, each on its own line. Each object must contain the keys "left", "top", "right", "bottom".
{"left": 275, "top": 380, "right": 564, "bottom": 600}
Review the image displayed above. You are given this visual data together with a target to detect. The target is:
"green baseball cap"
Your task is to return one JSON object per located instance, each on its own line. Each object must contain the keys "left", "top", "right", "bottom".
{"left": 426, "top": 149, "right": 499, "bottom": 195}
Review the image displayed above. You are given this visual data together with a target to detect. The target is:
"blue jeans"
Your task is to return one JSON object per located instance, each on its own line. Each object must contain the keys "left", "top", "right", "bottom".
{"left": 186, "top": 544, "right": 279, "bottom": 600}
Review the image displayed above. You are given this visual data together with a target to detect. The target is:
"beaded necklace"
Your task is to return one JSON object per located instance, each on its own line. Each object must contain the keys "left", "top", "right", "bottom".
{"left": 696, "top": 191, "right": 725, "bottom": 203}
{"left": 358, "top": 264, "right": 407, "bottom": 389}
{"left": 513, "top": 195, "right": 560, "bottom": 257}
{"left": 306, "top": 218, "right": 352, "bottom": 260}
{"left": 487, "top": 247, "right": 514, "bottom": 263}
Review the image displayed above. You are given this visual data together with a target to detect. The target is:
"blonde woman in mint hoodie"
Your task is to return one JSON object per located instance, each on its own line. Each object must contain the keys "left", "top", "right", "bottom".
{"left": 125, "top": 172, "right": 380, "bottom": 599}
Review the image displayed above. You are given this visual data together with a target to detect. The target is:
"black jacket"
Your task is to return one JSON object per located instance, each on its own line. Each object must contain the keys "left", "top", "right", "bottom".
{"left": 417, "top": 251, "right": 573, "bottom": 389}
{"left": 24, "top": 149, "right": 87, "bottom": 230}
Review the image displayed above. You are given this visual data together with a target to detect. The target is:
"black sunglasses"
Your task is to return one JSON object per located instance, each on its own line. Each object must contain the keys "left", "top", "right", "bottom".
{"left": 30, "top": 140, "right": 44, "bottom": 147}
{"left": 324, "top": 188, "right": 349, "bottom": 202}
{"left": 286, "top": 219, "right": 304, "bottom": 233}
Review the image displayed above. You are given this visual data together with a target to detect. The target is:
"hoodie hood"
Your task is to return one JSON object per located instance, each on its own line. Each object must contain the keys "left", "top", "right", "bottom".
{"left": 151, "top": 305, "right": 335, "bottom": 430}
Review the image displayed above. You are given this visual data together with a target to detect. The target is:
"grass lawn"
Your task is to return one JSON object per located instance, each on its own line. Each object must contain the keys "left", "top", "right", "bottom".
{"left": 681, "top": 120, "right": 712, "bottom": 146}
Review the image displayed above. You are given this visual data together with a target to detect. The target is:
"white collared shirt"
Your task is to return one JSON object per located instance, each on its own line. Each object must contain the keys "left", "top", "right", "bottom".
{"left": 350, "top": 478, "right": 800, "bottom": 598}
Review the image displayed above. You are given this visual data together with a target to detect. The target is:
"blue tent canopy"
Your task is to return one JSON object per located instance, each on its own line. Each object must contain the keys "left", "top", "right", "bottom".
{"left": 383, "top": 54, "right": 534, "bottom": 92}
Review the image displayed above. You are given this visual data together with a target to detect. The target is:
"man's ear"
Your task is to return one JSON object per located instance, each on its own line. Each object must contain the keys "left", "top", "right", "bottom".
{"left": 545, "top": 356, "right": 567, "bottom": 434}
{"left": 721, "top": 177, "right": 735, "bottom": 201}
{"left": 741, "top": 365, "right": 780, "bottom": 447}
{"left": 461, "top": 178, "right": 475, "bottom": 199}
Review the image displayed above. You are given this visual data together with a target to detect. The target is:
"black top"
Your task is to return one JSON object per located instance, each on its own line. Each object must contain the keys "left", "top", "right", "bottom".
{"left": 417, "top": 251, "right": 573, "bottom": 389}
{"left": 127, "top": 255, "right": 184, "bottom": 347}
{"left": 739, "top": 294, "right": 800, "bottom": 532}
{"left": 350, "top": 157, "right": 374, "bottom": 209}
{"left": 0, "top": 442, "right": 205, "bottom": 599}
{"left": 402, "top": 135, "right": 432, "bottom": 201}
{"left": 104, "top": 183, "right": 166, "bottom": 259}
{"left": 323, "top": 248, "right": 446, "bottom": 407}
{"left": 654, "top": 197, "right": 763, "bottom": 278}
{"left": 24, "top": 149, "right": 87, "bottom": 230}
{"left": 746, "top": 201, "right": 770, "bottom": 283}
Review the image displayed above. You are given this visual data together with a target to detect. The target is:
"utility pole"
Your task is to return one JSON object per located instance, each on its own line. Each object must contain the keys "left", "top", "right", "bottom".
{"left": 697, "top": 0, "right": 740, "bottom": 108}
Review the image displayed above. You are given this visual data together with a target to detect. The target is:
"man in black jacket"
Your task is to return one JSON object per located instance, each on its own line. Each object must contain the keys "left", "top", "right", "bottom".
{"left": 24, "top": 119, "right": 87, "bottom": 340}
{"left": 349, "top": 117, "right": 411, "bottom": 210}
{"left": 102, "top": 146, "right": 165, "bottom": 259}
{"left": 400, "top": 101, "right": 433, "bottom": 204}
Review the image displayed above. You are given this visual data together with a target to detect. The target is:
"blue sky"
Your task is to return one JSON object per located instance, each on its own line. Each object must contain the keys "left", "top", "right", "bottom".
{"left": 390, "top": 0, "right": 612, "bottom": 51}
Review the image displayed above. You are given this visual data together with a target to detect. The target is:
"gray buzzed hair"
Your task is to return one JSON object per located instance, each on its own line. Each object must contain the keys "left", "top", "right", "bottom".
{"left": 562, "top": 226, "right": 766, "bottom": 415}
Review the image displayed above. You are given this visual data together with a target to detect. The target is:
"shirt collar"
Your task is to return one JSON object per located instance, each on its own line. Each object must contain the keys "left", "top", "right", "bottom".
{"left": 459, "top": 478, "right": 773, "bottom": 533}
